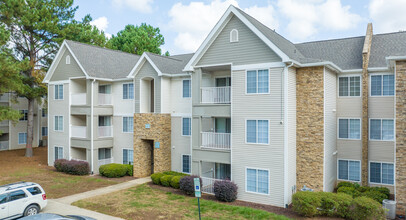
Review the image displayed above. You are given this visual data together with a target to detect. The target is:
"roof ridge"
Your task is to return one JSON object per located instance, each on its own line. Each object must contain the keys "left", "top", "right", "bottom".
{"left": 65, "top": 40, "right": 140, "bottom": 58}
{"left": 373, "top": 31, "right": 406, "bottom": 37}
{"left": 295, "top": 35, "right": 365, "bottom": 45}
{"left": 146, "top": 52, "right": 183, "bottom": 62}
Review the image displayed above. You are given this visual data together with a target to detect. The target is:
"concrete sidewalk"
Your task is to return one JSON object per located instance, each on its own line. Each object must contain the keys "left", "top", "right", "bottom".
{"left": 42, "top": 177, "right": 151, "bottom": 220}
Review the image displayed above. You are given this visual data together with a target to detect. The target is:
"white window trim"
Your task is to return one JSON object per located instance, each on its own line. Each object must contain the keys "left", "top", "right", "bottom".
{"left": 245, "top": 167, "right": 270, "bottom": 195}
{"left": 337, "top": 159, "right": 361, "bottom": 182}
{"left": 245, "top": 69, "right": 270, "bottom": 95}
{"left": 337, "top": 118, "right": 361, "bottom": 140}
{"left": 18, "top": 132, "right": 27, "bottom": 145}
{"left": 368, "top": 161, "right": 395, "bottom": 186}
{"left": 338, "top": 75, "right": 361, "bottom": 98}
{"left": 54, "top": 84, "right": 64, "bottom": 100}
{"left": 182, "top": 79, "right": 191, "bottom": 98}
{"left": 122, "top": 148, "right": 134, "bottom": 164}
{"left": 181, "top": 117, "right": 191, "bottom": 137}
{"left": 122, "top": 82, "right": 134, "bottom": 100}
{"left": 369, "top": 73, "right": 395, "bottom": 97}
{"left": 181, "top": 154, "right": 191, "bottom": 174}
{"left": 230, "top": 29, "right": 239, "bottom": 43}
{"left": 245, "top": 119, "right": 270, "bottom": 145}
{"left": 368, "top": 118, "right": 394, "bottom": 141}
{"left": 122, "top": 116, "right": 133, "bottom": 133}
{"left": 54, "top": 115, "right": 64, "bottom": 132}
{"left": 66, "top": 55, "right": 70, "bottom": 64}
{"left": 54, "top": 146, "right": 64, "bottom": 160}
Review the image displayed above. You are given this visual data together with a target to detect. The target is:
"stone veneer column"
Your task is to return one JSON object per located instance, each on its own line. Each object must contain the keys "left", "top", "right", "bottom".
{"left": 296, "top": 66, "right": 324, "bottom": 191}
{"left": 396, "top": 61, "right": 406, "bottom": 213}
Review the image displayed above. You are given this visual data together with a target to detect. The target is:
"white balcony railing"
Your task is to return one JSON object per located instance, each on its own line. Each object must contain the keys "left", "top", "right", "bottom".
{"left": 98, "top": 93, "right": 112, "bottom": 105}
{"left": 0, "top": 141, "right": 9, "bottom": 151}
{"left": 71, "top": 125, "right": 87, "bottom": 138}
{"left": 201, "top": 177, "right": 227, "bottom": 194}
{"left": 98, "top": 157, "right": 113, "bottom": 167}
{"left": 201, "top": 132, "right": 231, "bottom": 150}
{"left": 201, "top": 86, "right": 231, "bottom": 104}
{"left": 98, "top": 126, "right": 112, "bottom": 137}
{"left": 71, "top": 93, "right": 86, "bottom": 105}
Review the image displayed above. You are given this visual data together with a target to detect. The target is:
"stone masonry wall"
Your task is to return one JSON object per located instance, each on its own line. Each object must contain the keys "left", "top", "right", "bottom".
{"left": 396, "top": 61, "right": 406, "bottom": 213}
{"left": 296, "top": 66, "right": 325, "bottom": 191}
{"left": 133, "top": 113, "right": 171, "bottom": 177}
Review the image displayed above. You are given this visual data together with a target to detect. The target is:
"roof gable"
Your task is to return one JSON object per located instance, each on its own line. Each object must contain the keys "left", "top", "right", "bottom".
{"left": 50, "top": 48, "right": 86, "bottom": 81}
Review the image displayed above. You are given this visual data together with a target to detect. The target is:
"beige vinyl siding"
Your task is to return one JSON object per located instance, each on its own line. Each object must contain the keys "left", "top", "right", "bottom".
{"left": 337, "top": 98, "right": 362, "bottom": 117}
{"left": 134, "top": 61, "right": 161, "bottom": 113}
{"left": 324, "top": 68, "right": 337, "bottom": 192}
{"left": 231, "top": 67, "right": 285, "bottom": 207}
{"left": 337, "top": 139, "right": 362, "bottom": 160}
{"left": 161, "top": 77, "right": 171, "bottom": 113}
{"left": 287, "top": 67, "right": 296, "bottom": 203}
{"left": 112, "top": 81, "right": 134, "bottom": 115}
{"left": 197, "top": 15, "right": 281, "bottom": 67}
{"left": 170, "top": 77, "right": 192, "bottom": 114}
{"left": 369, "top": 97, "right": 394, "bottom": 118}
{"left": 112, "top": 116, "right": 133, "bottom": 164}
{"left": 369, "top": 141, "right": 395, "bottom": 162}
{"left": 50, "top": 49, "right": 85, "bottom": 81}
{"left": 171, "top": 117, "right": 191, "bottom": 173}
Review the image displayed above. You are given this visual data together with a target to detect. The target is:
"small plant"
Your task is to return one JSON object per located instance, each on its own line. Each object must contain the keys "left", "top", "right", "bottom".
{"left": 348, "top": 196, "right": 386, "bottom": 220}
{"left": 179, "top": 175, "right": 201, "bottom": 195}
{"left": 170, "top": 176, "right": 182, "bottom": 189}
{"left": 361, "top": 191, "right": 388, "bottom": 204}
{"left": 213, "top": 180, "right": 238, "bottom": 202}
{"left": 160, "top": 175, "right": 173, "bottom": 187}
{"left": 99, "top": 163, "right": 128, "bottom": 178}
{"left": 151, "top": 173, "right": 165, "bottom": 185}
{"left": 54, "top": 159, "right": 89, "bottom": 175}
{"left": 292, "top": 191, "right": 322, "bottom": 217}
{"left": 336, "top": 181, "right": 355, "bottom": 189}
{"left": 337, "top": 186, "right": 361, "bottom": 198}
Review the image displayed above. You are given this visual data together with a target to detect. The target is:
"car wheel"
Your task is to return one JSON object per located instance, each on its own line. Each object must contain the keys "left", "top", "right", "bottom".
{"left": 24, "top": 204, "right": 39, "bottom": 216}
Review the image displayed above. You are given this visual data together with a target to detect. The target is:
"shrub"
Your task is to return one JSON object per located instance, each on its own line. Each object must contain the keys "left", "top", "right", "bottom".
{"left": 160, "top": 175, "right": 173, "bottom": 187}
{"left": 125, "top": 164, "right": 133, "bottom": 176}
{"left": 357, "top": 186, "right": 369, "bottom": 193}
{"left": 370, "top": 187, "right": 390, "bottom": 199}
{"left": 337, "top": 186, "right": 361, "bottom": 198}
{"left": 337, "top": 181, "right": 355, "bottom": 189}
{"left": 332, "top": 193, "right": 353, "bottom": 218}
{"left": 213, "top": 180, "right": 238, "bottom": 202}
{"left": 292, "top": 191, "right": 322, "bottom": 217}
{"left": 99, "top": 163, "right": 127, "bottom": 178}
{"left": 361, "top": 191, "right": 388, "bottom": 204}
{"left": 163, "top": 171, "right": 189, "bottom": 176}
{"left": 151, "top": 173, "right": 165, "bottom": 185}
{"left": 54, "top": 159, "right": 89, "bottom": 175}
{"left": 170, "top": 176, "right": 182, "bottom": 189}
{"left": 348, "top": 196, "right": 385, "bottom": 220}
{"left": 180, "top": 175, "right": 201, "bottom": 195}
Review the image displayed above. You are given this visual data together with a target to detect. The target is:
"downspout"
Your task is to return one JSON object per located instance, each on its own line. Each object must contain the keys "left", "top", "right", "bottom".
{"left": 91, "top": 79, "right": 96, "bottom": 174}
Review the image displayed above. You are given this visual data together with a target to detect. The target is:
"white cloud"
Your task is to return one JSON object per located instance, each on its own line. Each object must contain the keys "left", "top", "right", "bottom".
{"left": 369, "top": 0, "right": 406, "bottom": 33}
{"left": 277, "top": 0, "right": 361, "bottom": 41}
{"left": 167, "top": 0, "right": 279, "bottom": 53}
{"left": 90, "top": 16, "right": 112, "bottom": 39}
{"left": 112, "top": 0, "right": 154, "bottom": 13}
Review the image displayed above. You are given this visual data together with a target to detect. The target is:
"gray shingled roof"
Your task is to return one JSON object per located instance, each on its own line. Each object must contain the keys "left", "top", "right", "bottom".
{"left": 146, "top": 52, "right": 194, "bottom": 74}
{"left": 66, "top": 40, "right": 140, "bottom": 79}
{"left": 369, "top": 32, "right": 406, "bottom": 68}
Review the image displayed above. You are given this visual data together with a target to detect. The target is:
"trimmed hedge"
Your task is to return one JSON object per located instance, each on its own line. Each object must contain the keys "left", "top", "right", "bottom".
{"left": 292, "top": 191, "right": 385, "bottom": 219}
{"left": 125, "top": 164, "right": 133, "bottom": 176}
{"left": 163, "top": 171, "right": 188, "bottom": 176}
{"left": 151, "top": 173, "right": 165, "bottom": 185}
{"left": 54, "top": 159, "right": 90, "bottom": 175}
{"left": 213, "top": 180, "right": 238, "bottom": 202}
{"left": 336, "top": 181, "right": 390, "bottom": 203}
{"left": 337, "top": 186, "right": 361, "bottom": 197}
{"left": 170, "top": 176, "right": 182, "bottom": 189}
{"left": 160, "top": 175, "right": 173, "bottom": 187}
{"left": 99, "top": 163, "right": 128, "bottom": 178}
{"left": 180, "top": 175, "right": 201, "bottom": 195}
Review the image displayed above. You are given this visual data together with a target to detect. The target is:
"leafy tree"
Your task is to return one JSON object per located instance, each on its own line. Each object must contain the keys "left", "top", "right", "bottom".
{"left": 107, "top": 23, "right": 165, "bottom": 55}
{"left": 164, "top": 51, "right": 170, "bottom": 56}
{"left": 65, "top": 14, "right": 108, "bottom": 48}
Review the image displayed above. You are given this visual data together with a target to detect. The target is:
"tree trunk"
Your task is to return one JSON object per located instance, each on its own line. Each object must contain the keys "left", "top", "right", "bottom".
{"left": 25, "top": 98, "right": 34, "bottom": 157}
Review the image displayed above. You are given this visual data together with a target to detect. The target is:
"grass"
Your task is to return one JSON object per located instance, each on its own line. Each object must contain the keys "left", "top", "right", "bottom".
{"left": 73, "top": 183, "right": 291, "bottom": 220}
{"left": 0, "top": 147, "right": 133, "bottom": 198}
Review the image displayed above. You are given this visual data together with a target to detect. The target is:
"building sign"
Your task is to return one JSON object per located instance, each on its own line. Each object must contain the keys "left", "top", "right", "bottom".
{"left": 145, "top": 124, "right": 150, "bottom": 129}
{"left": 155, "top": 142, "right": 160, "bottom": 149}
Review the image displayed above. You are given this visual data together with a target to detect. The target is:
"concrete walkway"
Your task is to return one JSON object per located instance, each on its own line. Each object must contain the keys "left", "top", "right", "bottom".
{"left": 42, "top": 177, "right": 151, "bottom": 220}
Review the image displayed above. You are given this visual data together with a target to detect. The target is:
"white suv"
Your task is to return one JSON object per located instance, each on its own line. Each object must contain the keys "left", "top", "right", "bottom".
{"left": 0, "top": 182, "right": 47, "bottom": 220}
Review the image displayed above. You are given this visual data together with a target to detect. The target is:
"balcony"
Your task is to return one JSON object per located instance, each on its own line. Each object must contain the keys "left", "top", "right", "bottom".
{"left": 98, "top": 126, "right": 112, "bottom": 138}
{"left": 201, "top": 132, "right": 231, "bottom": 150}
{"left": 201, "top": 177, "right": 227, "bottom": 194}
{"left": 71, "top": 93, "right": 86, "bottom": 105}
{"left": 98, "top": 93, "right": 112, "bottom": 105}
{"left": 0, "top": 141, "right": 8, "bottom": 151}
{"left": 71, "top": 125, "right": 87, "bottom": 139}
{"left": 201, "top": 87, "right": 231, "bottom": 104}
{"left": 98, "top": 157, "right": 113, "bottom": 167}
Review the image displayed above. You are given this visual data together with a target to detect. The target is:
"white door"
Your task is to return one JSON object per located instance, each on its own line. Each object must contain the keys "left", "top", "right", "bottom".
{"left": 0, "top": 194, "right": 8, "bottom": 219}
{"left": 7, "top": 190, "right": 28, "bottom": 217}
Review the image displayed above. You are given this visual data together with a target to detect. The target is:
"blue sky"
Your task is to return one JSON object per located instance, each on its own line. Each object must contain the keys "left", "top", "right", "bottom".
{"left": 74, "top": 0, "right": 406, "bottom": 55}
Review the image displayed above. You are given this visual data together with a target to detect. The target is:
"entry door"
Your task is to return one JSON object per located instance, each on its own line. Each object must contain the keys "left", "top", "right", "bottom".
{"left": 0, "top": 194, "right": 8, "bottom": 219}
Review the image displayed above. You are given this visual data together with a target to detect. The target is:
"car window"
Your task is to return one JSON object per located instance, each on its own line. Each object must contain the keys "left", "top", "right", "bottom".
{"left": 0, "top": 194, "right": 7, "bottom": 204}
{"left": 26, "top": 187, "right": 42, "bottom": 195}
{"left": 9, "top": 190, "right": 26, "bottom": 201}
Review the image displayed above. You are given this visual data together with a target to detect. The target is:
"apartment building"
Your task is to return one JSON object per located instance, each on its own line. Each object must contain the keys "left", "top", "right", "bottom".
{"left": 0, "top": 94, "right": 47, "bottom": 151}
{"left": 44, "top": 5, "right": 406, "bottom": 212}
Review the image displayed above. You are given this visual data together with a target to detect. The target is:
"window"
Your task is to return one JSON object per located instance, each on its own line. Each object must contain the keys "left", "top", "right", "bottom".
{"left": 183, "top": 79, "right": 191, "bottom": 98}
{"left": 370, "top": 162, "right": 394, "bottom": 185}
{"left": 246, "top": 120, "right": 269, "bottom": 144}
{"left": 182, "top": 155, "right": 191, "bottom": 173}
{"left": 370, "top": 119, "right": 394, "bottom": 140}
{"left": 371, "top": 75, "right": 394, "bottom": 96}
{"left": 123, "top": 83, "right": 134, "bottom": 99}
{"left": 99, "top": 116, "right": 111, "bottom": 126}
{"left": 230, "top": 29, "right": 238, "bottom": 42}
{"left": 19, "top": 110, "right": 28, "bottom": 121}
{"left": 123, "top": 149, "right": 133, "bottom": 165}
{"left": 18, "top": 133, "right": 27, "bottom": 145}
{"left": 26, "top": 187, "right": 42, "bottom": 196}
{"left": 247, "top": 70, "right": 269, "bottom": 94}
{"left": 98, "top": 148, "right": 112, "bottom": 160}
{"left": 9, "top": 190, "right": 27, "bottom": 202}
{"left": 54, "top": 84, "right": 63, "bottom": 100}
{"left": 42, "top": 127, "right": 48, "bottom": 137}
{"left": 339, "top": 76, "right": 360, "bottom": 97}
{"left": 246, "top": 168, "right": 269, "bottom": 194}
{"left": 122, "top": 117, "right": 133, "bottom": 133}
{"left": 338, "top": 160, "right": 360, "bottom": 181}
{"left": 42, "top": 108, "right": 47, "bottom": 117}
{"left": 338, "top": 119, "right": 360, "bottom": 139}
{"left": 99, "top": 84, "right": 111, "bottom": 94}
{"left": 54, "top": 146, "right": 63, "bottom": 160}
{"left": 0, "top": 194, "right": 7, "bottom": 204}
{"left": 54, "top": 116, "right": 63, "bottom": 131}
{"left": 66, "top": 55, "right": 70, "bottom": 64}
{"left": 182, "top": 118, "right": 191, "bottom": 136}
